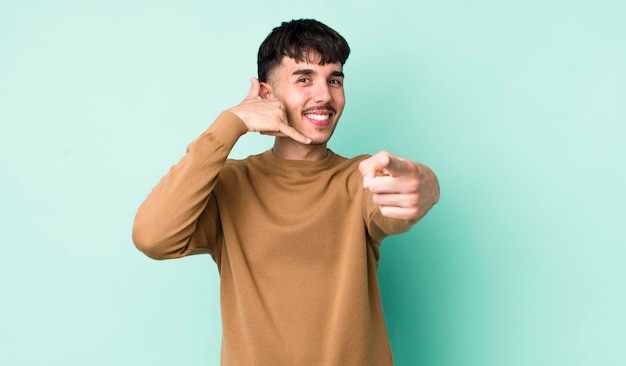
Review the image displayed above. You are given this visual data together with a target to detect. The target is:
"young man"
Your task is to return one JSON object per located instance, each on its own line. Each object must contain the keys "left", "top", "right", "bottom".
{"left": 133, "top": 19, "right": 440, "bottom": 365}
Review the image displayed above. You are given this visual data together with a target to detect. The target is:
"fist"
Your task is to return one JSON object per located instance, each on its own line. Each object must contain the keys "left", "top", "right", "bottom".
{"left": 359, "top": 151, "right": 439, "bottom": 220}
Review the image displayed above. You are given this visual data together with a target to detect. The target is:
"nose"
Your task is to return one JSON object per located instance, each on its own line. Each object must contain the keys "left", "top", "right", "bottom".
{"left": 312, "top": 82, "right": 332, "bottom": 103}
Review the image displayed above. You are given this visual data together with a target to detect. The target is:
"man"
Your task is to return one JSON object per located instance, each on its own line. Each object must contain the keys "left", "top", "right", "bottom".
{"left": 133, "top": 19, "right": 440, "bottom": 365}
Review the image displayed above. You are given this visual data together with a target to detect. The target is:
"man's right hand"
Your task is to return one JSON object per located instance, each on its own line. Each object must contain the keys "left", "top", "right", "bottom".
{"left": 228, "top": 78, "right": 311, "bottom": 144}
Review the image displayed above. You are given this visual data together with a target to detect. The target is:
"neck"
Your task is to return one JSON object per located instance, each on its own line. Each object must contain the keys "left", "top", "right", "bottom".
{"left": 272, "top": 137, "right": 329, "bottom": 161}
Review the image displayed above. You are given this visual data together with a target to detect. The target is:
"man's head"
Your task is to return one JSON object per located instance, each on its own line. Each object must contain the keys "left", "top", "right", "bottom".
{"left": 257, "top": 19, "right": 350, "bottom": 146}
{"left": 257, "top": 19, "right": 350, "bottom": 84}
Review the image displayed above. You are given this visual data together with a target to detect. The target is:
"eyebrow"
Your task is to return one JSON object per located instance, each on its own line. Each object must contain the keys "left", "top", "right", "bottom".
{"left": 292, "top": 69, "right": 345, "bottom": 78}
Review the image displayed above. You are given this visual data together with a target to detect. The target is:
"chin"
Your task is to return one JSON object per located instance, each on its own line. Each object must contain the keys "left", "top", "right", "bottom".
{"left": 291, "top": 119, "right": 338, "bottom": 144}
{"left": 306, "top": 131, "right": 335, "bottom": 145}
{"left": 307, "top": 139, "right": 329, "bottom": 145}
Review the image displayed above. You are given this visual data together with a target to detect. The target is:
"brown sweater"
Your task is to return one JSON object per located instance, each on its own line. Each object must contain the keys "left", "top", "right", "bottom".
{"left": 133, "top": 111, "right": 416, "bottom": 365}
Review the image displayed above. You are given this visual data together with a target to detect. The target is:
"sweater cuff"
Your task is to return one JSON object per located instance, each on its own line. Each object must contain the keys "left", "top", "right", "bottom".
{"left": 205, "top": 110, "right": 249, "bottom": 147}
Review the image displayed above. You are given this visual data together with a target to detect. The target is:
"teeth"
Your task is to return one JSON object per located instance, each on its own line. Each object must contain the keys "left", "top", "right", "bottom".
{"left": 306, "top": 114, "right": 330, "bottom": 121}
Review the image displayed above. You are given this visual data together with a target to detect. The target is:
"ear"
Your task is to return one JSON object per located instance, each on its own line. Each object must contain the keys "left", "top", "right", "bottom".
{"left": 259, "top": 81, "right": 274, "bottom": 99}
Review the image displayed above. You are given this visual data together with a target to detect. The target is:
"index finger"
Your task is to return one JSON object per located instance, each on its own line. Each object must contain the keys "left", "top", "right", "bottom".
{"left": 360, "top": 151, "right": 412, "bottom": 177}
{"left": 382, "top": 154, "right": 415, "bottom": 176}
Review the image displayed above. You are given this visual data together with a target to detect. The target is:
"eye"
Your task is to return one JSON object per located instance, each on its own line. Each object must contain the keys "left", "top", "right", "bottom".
{"left": 329, "top": 79, "right": 343, "bottom": 86}
{"left": 298, "top": 77, "right": 310, "bottom": 83}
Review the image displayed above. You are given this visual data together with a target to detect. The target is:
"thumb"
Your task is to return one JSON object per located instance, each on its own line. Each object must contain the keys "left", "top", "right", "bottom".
{"left": 359, "top": 154, "right": 385, "bottom": 188}
{"left": 359, "top": 157, "right": 377, "bottom": 180}
{"left": 244, "top": 77, "right": 261, "bottom": 100}
{"left": 359, "top": 152, "right": 391, "bottom": 176}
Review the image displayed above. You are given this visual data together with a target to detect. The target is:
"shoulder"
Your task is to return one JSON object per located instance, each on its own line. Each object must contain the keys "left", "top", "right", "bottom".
{"left": 330, "top": 150, "right": 370, "bottom": 164}
{"left": 329, "top": 151, "right": 371, "bottom": 175}
{"left": 325, "top": 151, "right": 371, "bottom": 194}
{"left": 220, "top": 152, "right": 266, "bottom": 177}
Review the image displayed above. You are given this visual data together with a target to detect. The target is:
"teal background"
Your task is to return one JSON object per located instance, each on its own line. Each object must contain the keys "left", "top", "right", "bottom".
{"left": 1, "top": 1, "right": 624, "bottom": 365}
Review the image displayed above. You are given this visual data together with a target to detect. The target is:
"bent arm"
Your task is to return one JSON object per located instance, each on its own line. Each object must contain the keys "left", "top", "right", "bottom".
{"left": 132, "top": 111, "right": 248, "bottom": 260}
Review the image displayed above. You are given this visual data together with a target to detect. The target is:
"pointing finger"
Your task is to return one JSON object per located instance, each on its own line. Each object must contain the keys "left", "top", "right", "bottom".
{"left": 359, "top": 154, "right": 385, "bottom": 180}
{"left": 360, "top": 151, "right": 414, "bottom": 177}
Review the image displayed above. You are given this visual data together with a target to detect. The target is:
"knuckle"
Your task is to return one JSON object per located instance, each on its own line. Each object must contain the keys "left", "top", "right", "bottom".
{"left": 407, "top": 193, "right": 420, "bottom": 207}
{"left": 379, "top": 206, "right": 391, "bottom": 217}
{"left": 406, "top": 207, "right": 420, "bottom": 220}
{"left": 358, "top": 160, "right": 369, "bottom": 171}
{"left": 367, "top": 181, "right": 379, "bottom": 192}
{"left": 406, "top": 179, "right": 420, "bottom": 193}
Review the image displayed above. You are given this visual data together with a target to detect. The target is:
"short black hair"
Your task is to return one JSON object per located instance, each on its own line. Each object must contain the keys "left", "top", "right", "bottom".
{"left": 257, "top": 19, "right": 350, "bottom": 82}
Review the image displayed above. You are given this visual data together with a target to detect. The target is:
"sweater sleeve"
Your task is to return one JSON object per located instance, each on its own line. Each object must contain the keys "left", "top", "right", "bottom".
{"left": 366, "top": 203, "right": 418, "bottom": 243}
{"left": 361, "top": 175, "right": 419, "bottom": 262}
{"left": 132, "top": 111, "right": 248, "bottom": 260}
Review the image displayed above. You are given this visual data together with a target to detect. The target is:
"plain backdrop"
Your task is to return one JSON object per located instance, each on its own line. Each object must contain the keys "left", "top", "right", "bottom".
{"left": 1, "top": 1, "right": 624, "bottom": 365}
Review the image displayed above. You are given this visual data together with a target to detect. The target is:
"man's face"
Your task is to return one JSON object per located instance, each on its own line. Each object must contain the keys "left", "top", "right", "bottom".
{"left": 264, "top": 54, "right": 345, "bottom": 145}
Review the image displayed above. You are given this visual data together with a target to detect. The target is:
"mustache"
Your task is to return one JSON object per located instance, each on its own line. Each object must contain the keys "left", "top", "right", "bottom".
{"left": 302, "top": 105, "right": 337, "bottom": 114}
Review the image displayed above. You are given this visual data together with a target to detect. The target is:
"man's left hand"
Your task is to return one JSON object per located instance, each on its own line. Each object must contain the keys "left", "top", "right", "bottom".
{"left": 359, "top": 151, "right": 440, "bottom": 220}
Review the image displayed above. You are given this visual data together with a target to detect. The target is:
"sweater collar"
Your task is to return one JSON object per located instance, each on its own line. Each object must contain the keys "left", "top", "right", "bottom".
{"left": 262, "top": 149, "right": 337, "bottom": 172}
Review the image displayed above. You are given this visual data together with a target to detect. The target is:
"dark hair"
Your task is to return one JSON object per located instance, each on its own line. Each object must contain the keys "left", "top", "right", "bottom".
{"left": 257, "top": 19, "right": 351, "bottom": 82}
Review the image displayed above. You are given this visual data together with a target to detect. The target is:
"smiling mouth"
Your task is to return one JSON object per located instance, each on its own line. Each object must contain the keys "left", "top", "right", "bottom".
{"left": 304, "top": 113, "right": 334, "bottom": 127}
{"left": 303, "top": 105, "right": 337, "bottom": 126}
{"left": 305, "top": 113, "right": 331, "bottom": 121}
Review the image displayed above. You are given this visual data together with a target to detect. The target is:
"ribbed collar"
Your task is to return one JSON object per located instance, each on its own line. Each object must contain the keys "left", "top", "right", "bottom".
{"left": 260, "top": 149, "right": 339, "bottom": 175}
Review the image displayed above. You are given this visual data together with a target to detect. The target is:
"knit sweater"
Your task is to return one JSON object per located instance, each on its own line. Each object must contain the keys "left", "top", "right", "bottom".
{"left": 132, "top": 111, "right": 416, "bottom": 365}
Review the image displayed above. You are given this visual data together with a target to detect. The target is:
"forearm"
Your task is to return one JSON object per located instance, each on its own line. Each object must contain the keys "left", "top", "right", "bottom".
{"left": 132, "top": 111, "right": 248, "bottom": 259}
